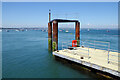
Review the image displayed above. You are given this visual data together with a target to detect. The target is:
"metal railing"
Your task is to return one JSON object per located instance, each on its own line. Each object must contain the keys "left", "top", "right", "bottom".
{"left": 81, "top": 40, "right": 110, "bottom": 64}
{"left": 62, "top": 40, "right": 90, "bottom": 59}
{"left": 80, "top": 40, "right": 110, "bottom": 50}
{"left": 62, "top": 41, "right": 72, "bottom": 50}
{"left": 61, "top": 40, "right": 119, "bottom": 65}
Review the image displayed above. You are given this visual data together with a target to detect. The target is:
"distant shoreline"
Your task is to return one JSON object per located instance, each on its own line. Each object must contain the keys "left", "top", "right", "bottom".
{"left": 0, "top": 28, "right": 45, "bottom": 30}
{"left": 0, "top": 27, "right": 118, "bottom": 30}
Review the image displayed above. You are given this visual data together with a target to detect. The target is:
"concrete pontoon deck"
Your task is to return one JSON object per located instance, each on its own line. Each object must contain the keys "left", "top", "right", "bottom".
{"left": 53, "top": 47, "right": 120, "bottom": 77}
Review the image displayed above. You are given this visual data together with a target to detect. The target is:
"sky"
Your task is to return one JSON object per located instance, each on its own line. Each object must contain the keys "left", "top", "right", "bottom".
{"left": 2, "top": 2, "right": 118, "bottom": 29}
{"left": 1, "top": 0, "right": 120, "bottom": 2}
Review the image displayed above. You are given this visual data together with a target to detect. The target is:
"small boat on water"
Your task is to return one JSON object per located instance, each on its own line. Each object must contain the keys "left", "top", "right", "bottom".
{"left": 21, "top": 29, "right": 24, "bottom": 31}
{"left": 65, "top": 30, "right": 69, "bottom": 33}
{"left": 106, "top": 30, "right": 110, "bottom": 32}
{"left": 6, "top": 30, "right": 9, "bottom": 32}
{"left": 15, "top": 29, "right": 19, "bottom": 32}
{"left": 42, "top": 30, "right": 44, "bottom": 32}
{"left": 0, "top": 29, "right": 2, "bottom": 32}
{"left": 87, "top": 29, "right": 90, "bottom": 31}
{"left": 19, "top": 29, "right": 24, "bottom": 31}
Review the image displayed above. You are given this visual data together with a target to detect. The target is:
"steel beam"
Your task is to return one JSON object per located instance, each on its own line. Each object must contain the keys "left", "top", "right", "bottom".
{"left": 75, "top": 22, "right": 80, "bottom": 47}
{"left": 53, "top": 20, "right": 58, "bottom": 51}
{"left": 48, "top": 22, "right": 52, "bottom": 51}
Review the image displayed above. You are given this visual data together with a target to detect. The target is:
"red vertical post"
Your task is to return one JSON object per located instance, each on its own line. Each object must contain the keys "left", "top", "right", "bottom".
{"left": 75, "top": 21, "right": 80, "bottom": 47}
{"left": 49, "top": 9, "right": 51, "bottom": 22}
{"left": 48, "top": 22, "right": 52, "bottom": 51}
{"left": 53, "top": 20, "right": 58, "bottom": 51}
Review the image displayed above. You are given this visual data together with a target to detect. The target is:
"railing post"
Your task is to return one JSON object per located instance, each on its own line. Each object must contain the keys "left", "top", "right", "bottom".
{"left": 94, "top": 41, "right": 95, "bottom": 49}
{"left": 88, "top": 46, "right": 90, "bottom": 59}
{"left": 82, "top": 41, "right": 84, "bottom": 47}
{"left": 108, "top": 42, "right": 110, "bottom": 64}
{"left": 108, "top": 50, "right": 110, "bottom": 64}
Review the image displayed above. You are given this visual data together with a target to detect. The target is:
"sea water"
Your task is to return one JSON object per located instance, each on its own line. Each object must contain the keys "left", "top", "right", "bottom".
{"left": 2, "top": 28, "right": 118, "bottom": 78}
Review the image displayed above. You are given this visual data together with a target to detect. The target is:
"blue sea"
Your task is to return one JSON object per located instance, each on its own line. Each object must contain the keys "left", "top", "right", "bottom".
{"left": 2, "top": 28, "right": 118, "bottom": 78}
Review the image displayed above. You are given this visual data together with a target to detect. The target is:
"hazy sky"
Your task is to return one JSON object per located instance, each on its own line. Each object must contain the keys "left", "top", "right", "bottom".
{"left": 2, "top": 2, "right": 118, "bottom": 28}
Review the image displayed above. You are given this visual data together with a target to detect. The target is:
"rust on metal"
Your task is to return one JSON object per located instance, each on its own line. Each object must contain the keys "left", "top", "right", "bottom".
{"left": 48, "top": 22, "right": 52, "bottom": 51}
{"left": 53, "top": 20, "right": 58, "bottom": 51}
{"left": 75, "top": 22, "right": 80, "bottom": 46}
{"left": 48, "top": 18, "right": 80, "bottom": 51}
{"left": 50, "top": 19, "right": 78, "bottom": 23}
{"left": 48, "top": 22, "right": 52, "bottom": 38}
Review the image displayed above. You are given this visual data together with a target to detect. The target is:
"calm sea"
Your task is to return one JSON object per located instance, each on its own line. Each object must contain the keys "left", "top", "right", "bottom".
{"left": 2, "top": 28, "right": 118, "bottom": 78}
